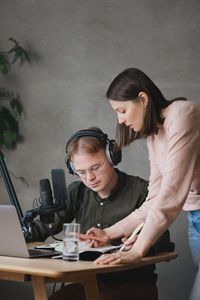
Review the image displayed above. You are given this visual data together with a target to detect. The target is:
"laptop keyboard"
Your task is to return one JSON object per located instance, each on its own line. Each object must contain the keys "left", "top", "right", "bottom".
{"left": 28, "top": 248, "right": 59, "bottom": 258}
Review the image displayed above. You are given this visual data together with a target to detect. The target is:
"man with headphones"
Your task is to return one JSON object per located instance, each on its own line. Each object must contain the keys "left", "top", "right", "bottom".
{"left": 31, "top": 127, "right": 174, "bottom": 300}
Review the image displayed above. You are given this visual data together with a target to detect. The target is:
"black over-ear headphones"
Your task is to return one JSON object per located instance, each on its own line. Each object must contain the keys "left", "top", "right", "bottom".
{"left": 65, "top": 129, "right": 122, "bottom": 174}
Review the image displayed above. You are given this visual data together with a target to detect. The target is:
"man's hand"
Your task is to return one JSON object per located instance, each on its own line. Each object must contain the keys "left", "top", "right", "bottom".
{"left": 80, "top": 227, "right": 109, "bottom": 248}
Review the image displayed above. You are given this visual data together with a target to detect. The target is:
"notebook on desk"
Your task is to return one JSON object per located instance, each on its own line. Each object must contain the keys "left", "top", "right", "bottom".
{"left": 0, "top": 205, "right": 59, "bottom": 258}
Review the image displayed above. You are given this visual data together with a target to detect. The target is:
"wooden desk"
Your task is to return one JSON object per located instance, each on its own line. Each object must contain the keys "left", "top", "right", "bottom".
{"left": 0, "top": 252, "right": 177, "bottom": 300}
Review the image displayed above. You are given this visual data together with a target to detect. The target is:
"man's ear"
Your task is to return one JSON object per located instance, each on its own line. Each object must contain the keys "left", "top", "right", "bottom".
{"left": 138, "top": 92, "right": 148, "bottom": 108}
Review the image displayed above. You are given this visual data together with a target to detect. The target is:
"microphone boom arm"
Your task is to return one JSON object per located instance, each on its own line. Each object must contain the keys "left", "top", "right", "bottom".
{"left": 0, "top": 151, "right": 30, "bottom": 239}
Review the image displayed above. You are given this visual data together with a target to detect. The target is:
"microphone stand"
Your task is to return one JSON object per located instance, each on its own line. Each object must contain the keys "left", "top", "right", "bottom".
{"left": 0, "top": 151, "right": 31, "bottom": 239}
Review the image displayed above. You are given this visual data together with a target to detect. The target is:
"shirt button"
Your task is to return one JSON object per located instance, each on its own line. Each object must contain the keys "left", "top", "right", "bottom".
{"left": 100, "top": 202, "right": 104, "bottom": 206}
{"left": 97, "top": 223, "right": 101, "bottom": 227}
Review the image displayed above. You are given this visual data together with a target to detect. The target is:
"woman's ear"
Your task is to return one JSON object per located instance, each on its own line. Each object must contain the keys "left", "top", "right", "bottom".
{"left": 138, "top": 92, "right": 148, "bottom": 108}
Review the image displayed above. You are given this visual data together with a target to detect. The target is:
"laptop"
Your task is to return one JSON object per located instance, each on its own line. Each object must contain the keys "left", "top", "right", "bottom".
{"left": 0, "top": 205, "right": 59, "bottom": 258}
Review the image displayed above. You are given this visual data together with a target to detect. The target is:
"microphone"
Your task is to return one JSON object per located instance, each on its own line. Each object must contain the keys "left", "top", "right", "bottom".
{"left": 24, "top": 169, "right": 67, "bottom": 231}
{"left": 39, "top": 179, "right": 55, "bottom": 224}
{"left": 51, "top": 169, "right": 67, "bottom": 208}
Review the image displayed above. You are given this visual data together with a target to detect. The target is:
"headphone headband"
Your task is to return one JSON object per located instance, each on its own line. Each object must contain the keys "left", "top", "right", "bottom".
{"left": 65, "top": 129, "right": 108, "bottom": 150}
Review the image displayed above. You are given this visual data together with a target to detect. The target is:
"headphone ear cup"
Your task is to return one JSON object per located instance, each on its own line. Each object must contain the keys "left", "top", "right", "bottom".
{"left": 105, "top": 140, "right": 122, "bottom": 166}
{"left": 105, "top": 142, "right": 114, "bottom": 166}
{"left": 65, "top": 156, "right": 75, "bottom": 174}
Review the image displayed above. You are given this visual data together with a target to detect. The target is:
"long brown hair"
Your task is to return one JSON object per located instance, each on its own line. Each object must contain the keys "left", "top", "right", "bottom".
{"left": 106, "top": 68, "right": 187, "bottom": 149}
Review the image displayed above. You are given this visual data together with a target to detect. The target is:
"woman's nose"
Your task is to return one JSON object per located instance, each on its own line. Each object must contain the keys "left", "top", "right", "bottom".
{"left": 118, "top": 115, "right": 125, "bottom": 124}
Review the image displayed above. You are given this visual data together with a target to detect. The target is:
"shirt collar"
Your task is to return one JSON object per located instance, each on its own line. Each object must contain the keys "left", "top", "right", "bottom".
{"left": 93, "top": 168, "right": 126, "bottom": 202}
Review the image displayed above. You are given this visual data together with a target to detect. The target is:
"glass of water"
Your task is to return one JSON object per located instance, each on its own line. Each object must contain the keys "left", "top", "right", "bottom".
{"left": 62, "top": 223, "right": 80, "bottom": 261}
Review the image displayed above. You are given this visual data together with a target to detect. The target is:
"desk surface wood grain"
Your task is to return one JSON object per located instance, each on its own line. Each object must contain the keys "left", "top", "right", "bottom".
{"left": 0, "top": 252, "right": 177, "bottom": 278}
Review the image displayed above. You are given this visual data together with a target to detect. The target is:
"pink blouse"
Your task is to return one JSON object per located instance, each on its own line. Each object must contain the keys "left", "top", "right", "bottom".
{"left": 113, "top": 100, "right": 200, "bottom": 246}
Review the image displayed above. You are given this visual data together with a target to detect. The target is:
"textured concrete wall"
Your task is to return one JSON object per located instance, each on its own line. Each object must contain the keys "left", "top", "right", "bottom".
{"left": 0, "top": 0, "right": 200, "bottom": 299}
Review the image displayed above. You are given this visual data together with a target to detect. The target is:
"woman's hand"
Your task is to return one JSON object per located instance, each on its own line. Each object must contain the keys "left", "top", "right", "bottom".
{"left": 82, "top": 227, "right": 110, "bottom": 248}
{"left": 94, "top": 247, "right": 142, "bottom": 265}
{"left": 121, "top": 234, "right": 138, "bottom": 251}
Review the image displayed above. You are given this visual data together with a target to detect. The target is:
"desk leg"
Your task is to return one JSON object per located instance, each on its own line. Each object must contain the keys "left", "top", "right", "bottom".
{"left": 32, "top": 275, "right": 48, "bottom": 300}
{"left": 78, "top": 274, "right": 101, "bottom": 300}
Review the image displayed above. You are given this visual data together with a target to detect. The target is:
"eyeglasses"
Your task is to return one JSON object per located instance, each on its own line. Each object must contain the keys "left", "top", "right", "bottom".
{"left": 74, "top": 159, "right": 106, "bottom": 179}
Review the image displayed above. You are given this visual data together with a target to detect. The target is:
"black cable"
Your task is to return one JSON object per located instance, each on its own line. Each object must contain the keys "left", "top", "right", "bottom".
{"left": 51, "top": 235, "right": 62, "bottom": 241}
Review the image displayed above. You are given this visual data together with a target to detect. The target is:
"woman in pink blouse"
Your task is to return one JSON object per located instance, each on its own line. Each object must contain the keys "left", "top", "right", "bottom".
{"left": 87, "top": 68, "right": 200, "bottom": 300}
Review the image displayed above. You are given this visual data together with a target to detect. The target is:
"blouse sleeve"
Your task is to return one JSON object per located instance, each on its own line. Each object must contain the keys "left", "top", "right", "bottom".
{"left": 106, "top": 138, "right": 163, "bottom": 238}
{"left": 137, "top": 102, "right": 200, "bottom": 247}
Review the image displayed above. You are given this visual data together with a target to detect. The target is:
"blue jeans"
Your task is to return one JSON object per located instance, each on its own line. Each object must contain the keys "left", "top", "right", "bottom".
{"left": 188, "top": 210, "right": 200, "bottom": 300}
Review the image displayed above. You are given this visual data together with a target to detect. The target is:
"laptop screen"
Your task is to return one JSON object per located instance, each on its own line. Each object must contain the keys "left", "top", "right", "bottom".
{"left": 0, "top": 205, "right": 30, "bottom": 258}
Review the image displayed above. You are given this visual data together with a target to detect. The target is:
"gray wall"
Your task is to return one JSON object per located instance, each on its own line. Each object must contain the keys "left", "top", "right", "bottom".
{"left": 0, "top": 0, "right": 199, "bottom": 299}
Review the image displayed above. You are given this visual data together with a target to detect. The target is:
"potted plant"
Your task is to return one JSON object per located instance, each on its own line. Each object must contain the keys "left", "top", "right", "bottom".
{"left": 0, "top": 38, "right": 30, "bottom": 156}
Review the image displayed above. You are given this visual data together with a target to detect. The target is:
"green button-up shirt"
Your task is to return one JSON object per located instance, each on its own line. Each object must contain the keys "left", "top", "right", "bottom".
{"left": 30, "top": 169, "right": 173, "bottom": 254}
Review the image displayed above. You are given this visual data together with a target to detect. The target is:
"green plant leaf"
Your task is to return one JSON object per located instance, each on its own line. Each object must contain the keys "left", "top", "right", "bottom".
{"left": 11, "top": 49, "right": 22, "bottom": 64}
{"left": 8, "top": 37, "right": 19, "bottom": 45}
{"left": 8, "top": 38, "right": 30, "bottom": 65}
{"left": 9, "top": 96, "right": 23, "bottom": 120}
{"left": 3, "top": 154, "right": 8, "bottom": 163}
{"left": 0, "top": 108, "right": 18, "bottom": 148}
{"left": 0, "top": 54, "right": 10, "bottom": 74}
{"left": 13, "top": 105, "right": 20, "bottom": 120}
{"left": 7, "top": 170, "right": 29, "bottom": 187}
{"left": 0, "top": 107, "right": 19, "bottom": 132}
{"left": 3, "top": 129, "right": 17, "bottom": 148}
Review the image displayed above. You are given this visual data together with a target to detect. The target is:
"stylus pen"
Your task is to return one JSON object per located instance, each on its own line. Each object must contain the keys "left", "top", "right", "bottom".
{"left": 119, "top": 222, "right": 144, "bottom": 252}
